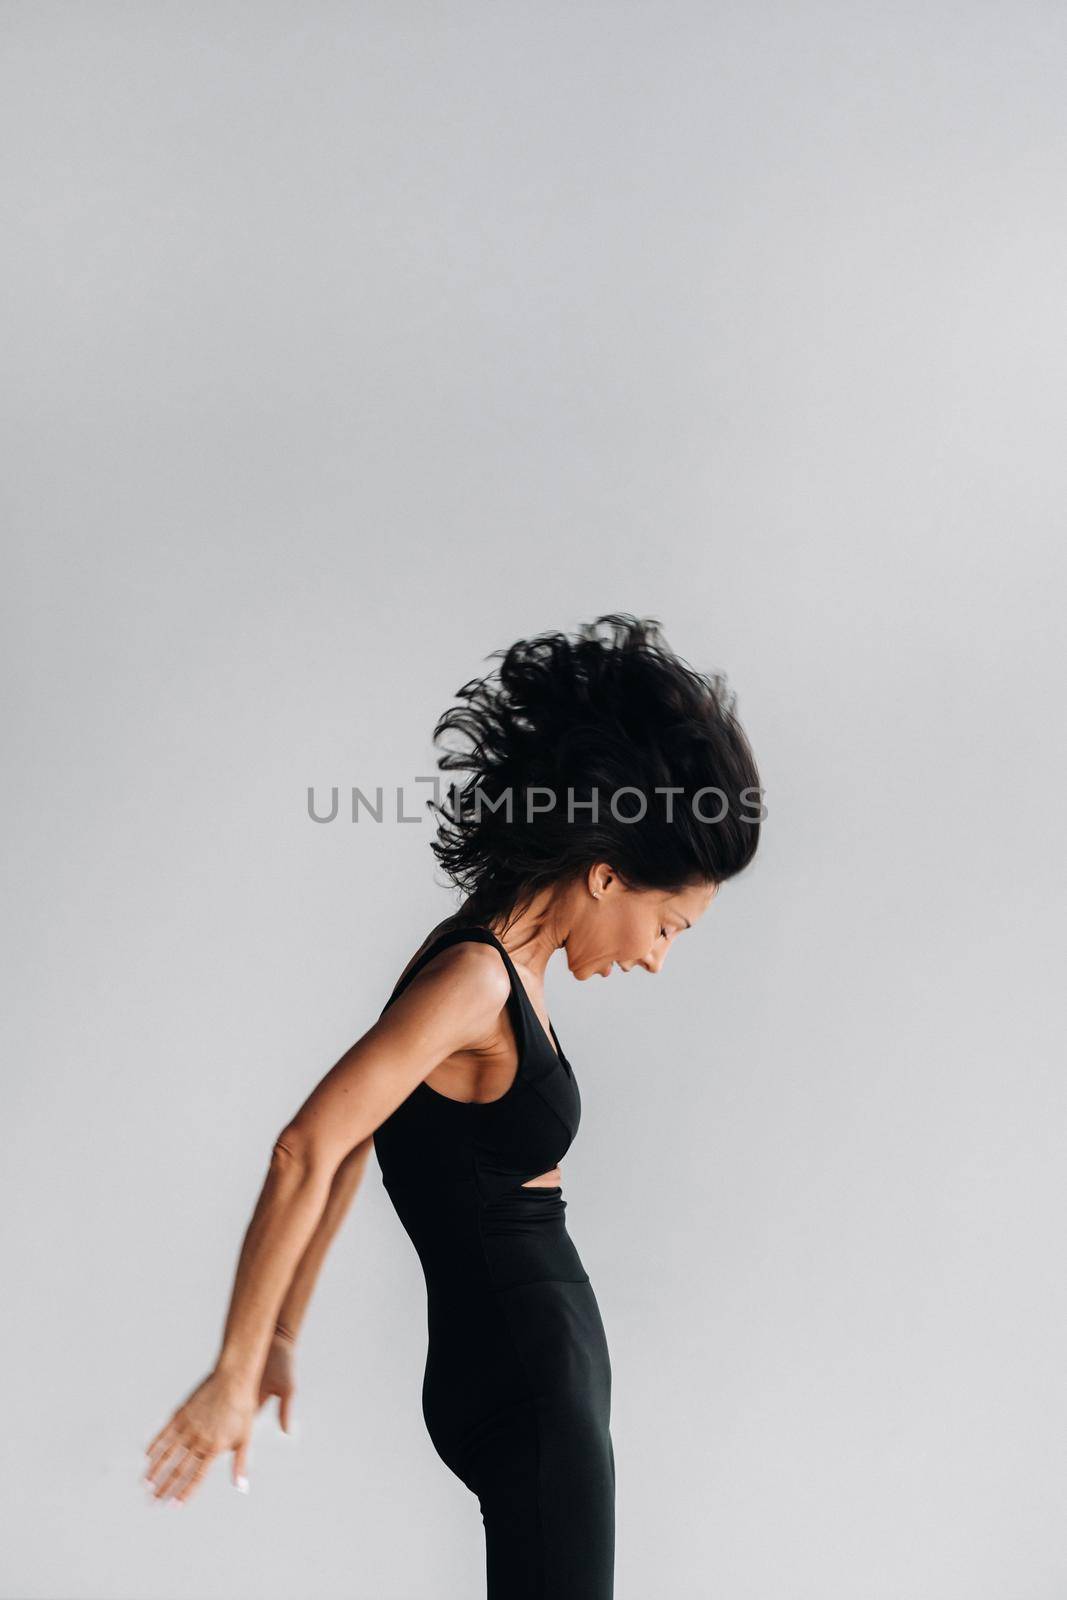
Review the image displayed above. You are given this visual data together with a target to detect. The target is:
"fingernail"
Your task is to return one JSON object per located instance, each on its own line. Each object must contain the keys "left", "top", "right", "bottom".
{"left": 235, "top": 1475, "right": 250, "bottom": 1493}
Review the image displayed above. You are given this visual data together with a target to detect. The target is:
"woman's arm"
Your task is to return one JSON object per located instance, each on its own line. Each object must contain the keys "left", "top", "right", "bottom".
{"left": 214, "top": 943, "right": 508, "bottom": 1386}
{"left": 272, "top": 1134, "right": 374, "bottom": 1344}
{"left": 144, "top": 939, "right": 511, "bottom": 1504}
{"left": 211, "top": 1135, "right": 332, "bottom": 1389}
{"left": 255, "top": 1138, "right": 375, "bottom": 1433}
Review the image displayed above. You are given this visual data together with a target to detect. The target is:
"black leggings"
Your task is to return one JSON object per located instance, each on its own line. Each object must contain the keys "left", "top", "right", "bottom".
{"left": 422, "top": 1242, "right": 615, "bottom": 1596}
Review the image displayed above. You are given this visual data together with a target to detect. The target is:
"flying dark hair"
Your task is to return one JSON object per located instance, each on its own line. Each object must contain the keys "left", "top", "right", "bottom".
{"left": 428, "top": 612, "right": 762, "bottom": 932}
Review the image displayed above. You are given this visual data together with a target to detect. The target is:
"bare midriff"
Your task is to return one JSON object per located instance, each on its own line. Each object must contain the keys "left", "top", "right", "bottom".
{"left": 521, "top": 1166, "right": 563, "bottom": 1188}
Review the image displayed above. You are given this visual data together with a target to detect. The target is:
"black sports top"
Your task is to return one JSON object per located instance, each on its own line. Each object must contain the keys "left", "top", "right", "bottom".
{"left": 372, "top": 925, "right": 589, "bottom": 1292}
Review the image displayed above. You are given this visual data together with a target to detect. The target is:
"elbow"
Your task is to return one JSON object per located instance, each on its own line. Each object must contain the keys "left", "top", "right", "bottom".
{"left": 273, "top": 1124, "right": 333, "bottom": 1177}
{"left": 272, "top": 1125, "right": 312, "bottom": 1168}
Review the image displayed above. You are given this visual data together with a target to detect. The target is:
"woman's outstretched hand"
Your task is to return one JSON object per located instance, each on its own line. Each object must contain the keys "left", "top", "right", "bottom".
{"left": 144, "top": 1368, "right": 258, "bottom": 1504}
{"left": 257, "top": 1331, "right": 297, "bottom": 1434}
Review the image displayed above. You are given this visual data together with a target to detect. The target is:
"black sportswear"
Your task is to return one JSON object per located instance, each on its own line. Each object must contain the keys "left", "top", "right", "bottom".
{"left": 373, "top": 925, "right": 615, "bottom": 1598}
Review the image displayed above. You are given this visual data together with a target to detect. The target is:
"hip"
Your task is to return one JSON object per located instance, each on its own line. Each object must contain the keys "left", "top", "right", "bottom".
{"left": 425, "top": 1274, "right": 611, "bottom": 1404}
{"left": 422, "top": 1275, "right": 612, "bottom": 1462}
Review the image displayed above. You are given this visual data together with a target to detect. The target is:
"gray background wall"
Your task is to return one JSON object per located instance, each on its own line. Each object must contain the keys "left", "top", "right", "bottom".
{"left": 3, "top": 4, "right": 1065, "bottom": 1597}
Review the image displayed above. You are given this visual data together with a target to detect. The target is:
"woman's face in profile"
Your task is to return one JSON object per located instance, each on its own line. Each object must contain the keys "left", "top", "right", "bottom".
{"left": 565, "top": 876, "right": 718, "bottom": 979}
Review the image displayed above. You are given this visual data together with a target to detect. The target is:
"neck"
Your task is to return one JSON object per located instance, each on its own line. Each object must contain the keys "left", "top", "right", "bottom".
{"left": 457, "top": 889, "right": 567, "bottom": 980}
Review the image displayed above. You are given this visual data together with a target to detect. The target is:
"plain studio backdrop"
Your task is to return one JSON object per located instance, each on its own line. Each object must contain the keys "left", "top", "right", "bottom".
{"left": 2, "top": 4, "right": 1065, "bottom": 1598}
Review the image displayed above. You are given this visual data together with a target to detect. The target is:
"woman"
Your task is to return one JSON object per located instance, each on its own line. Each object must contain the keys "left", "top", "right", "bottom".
{"left": 143, "top": 613, "right": 762, "bottom": 1598}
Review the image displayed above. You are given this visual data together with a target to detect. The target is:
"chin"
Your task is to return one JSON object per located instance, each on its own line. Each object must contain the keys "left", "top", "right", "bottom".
{"left": 567, "top": 952, "right": 612, "bottom": 980}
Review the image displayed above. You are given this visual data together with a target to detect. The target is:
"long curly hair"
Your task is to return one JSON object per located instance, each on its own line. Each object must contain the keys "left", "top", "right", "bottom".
{"left": 428, "top": 613, "right": 762, "bottom": 932}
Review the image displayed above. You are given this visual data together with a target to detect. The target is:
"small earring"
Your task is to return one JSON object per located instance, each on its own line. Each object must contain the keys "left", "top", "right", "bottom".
{"left": 592, "top": 891, "right": 601, "bottom": 900}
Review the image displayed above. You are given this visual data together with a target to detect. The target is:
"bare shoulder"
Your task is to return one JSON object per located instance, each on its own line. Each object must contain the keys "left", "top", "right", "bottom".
{"left": 399, "top": 934, "right": 512, "bottom": 1013}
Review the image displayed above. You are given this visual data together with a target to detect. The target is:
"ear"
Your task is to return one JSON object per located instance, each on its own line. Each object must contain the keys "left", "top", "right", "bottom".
{"left": 586, "top": 862, "right": 615, "bottom": 898}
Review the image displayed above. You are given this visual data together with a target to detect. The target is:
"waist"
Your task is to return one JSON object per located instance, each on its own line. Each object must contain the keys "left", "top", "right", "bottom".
{"left": 385, "top": 1178, "right": 588, "bottom": 1291}
{"left": 521, "top": 1165, "right": 563, "bottom": 1188}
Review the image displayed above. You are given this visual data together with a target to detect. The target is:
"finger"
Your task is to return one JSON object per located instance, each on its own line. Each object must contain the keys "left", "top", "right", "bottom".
{"left": 145, "top": 1423, "right": 178, "bottom": 1465}
{"left": 148, "top": 1428, "right": 205, "bottom": 1498}
{"left": 145, "top": 1420, "right": 172, "bottom": 1454}
{"left": 146, "top": 1406, "right": 189, "bottom": 1454}
{"left": 155, "top": 1449, "right": 196, "bottom": 1502}
{"left": 144, "top": 1439, "right": 182, "bottom": 1489}
{"left": 278, "top": 1390, "right": 292, "bottom": 1433}
{"left": 232, "top": 1438, "right": 250, "bottom": 1491}
{"left": 147, "top": 1409, "right": 195, "bottom": 1464}
{"left": 144, "top": 1433, "right": 180, "bottom": 1465}
{"left": 171, "top": 1449, "right": 211, "bottom": 1502}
